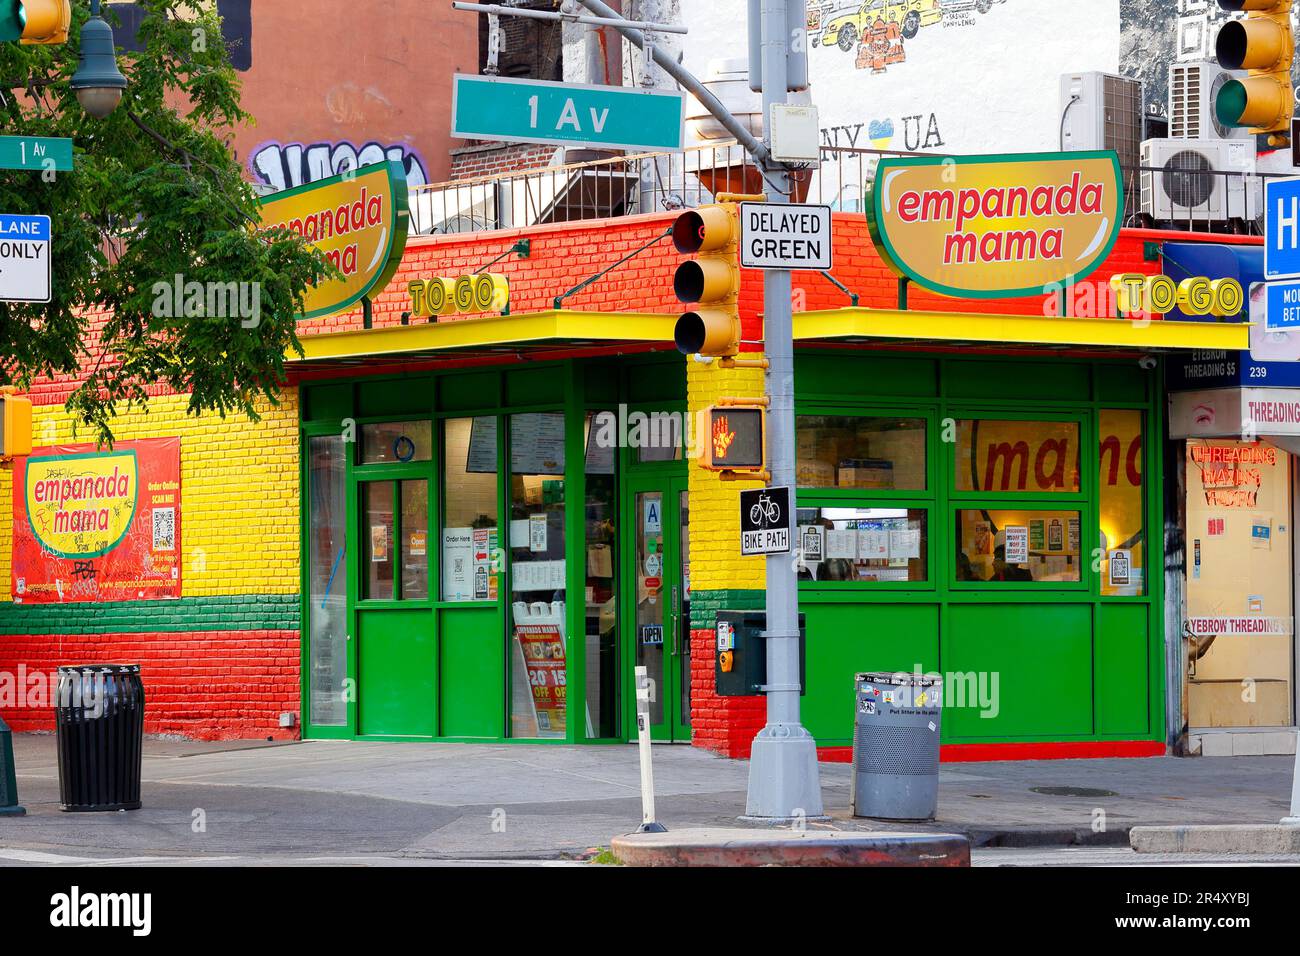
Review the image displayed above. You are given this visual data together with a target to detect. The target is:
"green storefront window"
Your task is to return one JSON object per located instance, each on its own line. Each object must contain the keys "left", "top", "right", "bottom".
{"left": 400, "top": 480, "right": 429, "bottom": 601}
{"left": 584, "top": 412, "right": 619, "bottom": 739}
{"left": 361, "top": 421, "right": 433, "bottom": 464}
{"left": 797, "top": 507, "right": 928, "bottom": 583}
{"left": 442, "top": 417, "right": 500, "bottom": 602}
{"left": 954, "top": 419, "right": 1081, "bottom": 493}
{"left": 796, "top": 415, "right": 927, "bottom": 490}
{"left": 508, "top": 412, "right": 567, "bottom": 740}
{"left": 955, "top": 509, "right": 1082, "bottom": 583}
{"left": 362, "top": 481, "right": 395, "bottom": 599}
{"left": 1099, "top": 409, "right": 1145, "bottom": 597}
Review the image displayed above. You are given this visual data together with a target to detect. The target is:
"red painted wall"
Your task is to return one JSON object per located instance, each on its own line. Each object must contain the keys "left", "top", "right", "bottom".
{"left": 0, "top": 631, "right": 299, "bottom": 740}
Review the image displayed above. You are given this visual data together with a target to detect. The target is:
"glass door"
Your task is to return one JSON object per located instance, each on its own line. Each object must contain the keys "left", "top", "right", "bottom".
{"left": 627, "top": 476, "right": 690, "bottom": 741}
{"left": 305, "top": 432, "right": 351, "bottom": 736}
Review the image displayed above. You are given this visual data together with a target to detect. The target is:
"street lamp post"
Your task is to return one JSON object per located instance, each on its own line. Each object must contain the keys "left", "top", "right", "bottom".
{"left": 70, "top": 0, "right": 126, "bottom": 118}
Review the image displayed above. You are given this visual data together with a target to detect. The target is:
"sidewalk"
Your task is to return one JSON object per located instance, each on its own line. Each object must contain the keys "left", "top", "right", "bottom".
{"left": 0, "top": 733, "right": 1294, "bottom": 863}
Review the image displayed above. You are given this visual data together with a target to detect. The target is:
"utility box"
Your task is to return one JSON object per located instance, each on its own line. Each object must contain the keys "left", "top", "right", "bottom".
{"left": 714, "top": 611, "right": 805, "bottom": 697}
{"left": 851, "top": 672, "right": 943, "bottom": 821}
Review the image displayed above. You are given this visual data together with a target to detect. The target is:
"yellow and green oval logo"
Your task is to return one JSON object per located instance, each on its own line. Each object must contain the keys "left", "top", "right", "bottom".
{"left": 867, "top": 151, "right": 1124, "bottom": 299}
{"left": 25, "top": 450, "right": 139, "bottom": 559}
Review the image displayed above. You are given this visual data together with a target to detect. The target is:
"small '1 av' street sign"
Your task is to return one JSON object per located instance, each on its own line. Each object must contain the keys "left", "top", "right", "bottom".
{"left": 452, "top": 74, "right": 685, "bottom": 152}
{"left": 740, "top": 486, "right": 792, "bottom": 557}
{"left": 0, "top": 214, "right": 51, "bottom": 303}
{"left": 0, "top": 136, "right": 73, "bottom": 173}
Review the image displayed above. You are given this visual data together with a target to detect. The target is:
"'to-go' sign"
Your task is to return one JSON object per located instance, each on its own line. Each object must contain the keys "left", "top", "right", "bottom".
{"left": 867, "top": 151, "right": 1123, "bottom": 299}
{"left": 408, "top": 273, "right": 510, "bottom": 318}
{"left": 1109, "top": 273, "right": 1245, "bottom": 317}
{"left": 258, "top": 161, "right": 409, "bottom": 320}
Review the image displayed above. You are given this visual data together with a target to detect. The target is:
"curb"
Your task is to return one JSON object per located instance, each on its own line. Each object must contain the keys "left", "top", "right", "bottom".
{"left": 611, "top": 827, "right": 971, "bottom": 867}
{"left": 1131, "top": 824, "right": 1300, "bottom": 855}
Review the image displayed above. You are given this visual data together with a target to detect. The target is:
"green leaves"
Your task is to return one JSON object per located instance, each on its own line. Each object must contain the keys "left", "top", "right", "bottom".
{"left": 0, "top": 0, "right": 335, "bottom": 444}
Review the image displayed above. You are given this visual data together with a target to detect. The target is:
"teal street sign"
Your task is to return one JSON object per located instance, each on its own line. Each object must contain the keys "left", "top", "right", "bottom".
{"left": 0, "top": 136, "right": 74, "bottom": 172}
{"left": 452, "top": 74, "right": 685, "bottom": 153}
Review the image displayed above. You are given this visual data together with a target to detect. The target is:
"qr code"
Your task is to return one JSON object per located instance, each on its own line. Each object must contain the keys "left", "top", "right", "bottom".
{"left": 152, "top": 507, "right": 176, "bottom": 551}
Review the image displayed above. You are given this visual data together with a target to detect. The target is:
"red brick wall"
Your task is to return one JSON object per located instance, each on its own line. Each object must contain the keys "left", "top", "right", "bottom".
{"left": 0, "top": 630, "right": 299, "bottom": 740}
{"left": 299, "top": 215, "right": 1260, "bottom": 346}
{"left": 449, "top": 142, "right": 561, "bottom": 181}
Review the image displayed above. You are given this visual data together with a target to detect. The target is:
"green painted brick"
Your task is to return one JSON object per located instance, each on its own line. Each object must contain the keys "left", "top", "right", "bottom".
{"left": 0, "top": 594, "right": 300, "bottom": 636}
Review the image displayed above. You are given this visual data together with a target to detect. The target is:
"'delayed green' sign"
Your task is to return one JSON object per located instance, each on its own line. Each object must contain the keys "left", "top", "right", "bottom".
{"left": 258, "top": 161, "right": 409, "bottom": 320}
{"left": 0, "top": 136, "right": 73, "bottom": 172}
{"left": 452, "top": 74, "right": 685, "bottom": 152}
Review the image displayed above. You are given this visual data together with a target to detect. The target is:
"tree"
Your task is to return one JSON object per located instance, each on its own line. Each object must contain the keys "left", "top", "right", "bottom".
{"left": 0, "top": 1, "right": 333, "bottom": 444}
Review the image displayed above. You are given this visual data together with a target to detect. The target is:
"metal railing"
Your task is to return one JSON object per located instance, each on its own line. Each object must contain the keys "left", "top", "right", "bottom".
{"left": 408, "top": 141, "right": 1288, "bottom": 239}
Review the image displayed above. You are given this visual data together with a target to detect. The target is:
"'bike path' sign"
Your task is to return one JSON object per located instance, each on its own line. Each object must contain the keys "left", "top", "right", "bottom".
{"left": 740, "top": 486, "right": 791, "bottom": 557}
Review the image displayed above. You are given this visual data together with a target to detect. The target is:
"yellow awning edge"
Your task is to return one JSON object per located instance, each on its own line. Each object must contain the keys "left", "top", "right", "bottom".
{"left": 794, "top": 307, "right": 1250, "bottom": 352}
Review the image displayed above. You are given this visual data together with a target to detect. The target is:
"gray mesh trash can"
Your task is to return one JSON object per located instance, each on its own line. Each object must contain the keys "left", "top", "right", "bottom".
{"left": 851, "top": 672, "right": 943, "bottom": 821}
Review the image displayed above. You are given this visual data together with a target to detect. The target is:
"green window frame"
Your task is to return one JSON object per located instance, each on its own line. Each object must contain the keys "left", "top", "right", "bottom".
{"left": 796, "top": 404, "right": 938, "bottom": 590}
{"left": 946, "top": 408, "right": 1092, "bottom": 593}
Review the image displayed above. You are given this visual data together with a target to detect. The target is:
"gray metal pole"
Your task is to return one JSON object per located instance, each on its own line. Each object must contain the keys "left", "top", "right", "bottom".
{"left": 743, "top": 0, "right": 824, "bottom": 821}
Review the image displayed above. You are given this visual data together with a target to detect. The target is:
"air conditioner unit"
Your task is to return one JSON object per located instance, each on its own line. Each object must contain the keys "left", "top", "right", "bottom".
{"left": 1140, "top": 138, "right": 1260, "bottom": 225}
{"left": 1059, "top": 71, "right": 1144, "bottom": 174}
{"left": 1169, "top": 61, "right": 1246, "bottom": 141}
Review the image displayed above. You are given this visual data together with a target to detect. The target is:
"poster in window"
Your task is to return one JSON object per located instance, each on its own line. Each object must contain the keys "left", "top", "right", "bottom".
{"left": 1109, "top": 549, "right": 1131, "bottom": 587}
{"left": 515, "top": 623, "right": 567, "bottom": 735}
{"left": 1005, "top": 526, "right": 1029, "bottom": 564}
{"left": 12, "top": 437, "right": 182, "bottom": 604}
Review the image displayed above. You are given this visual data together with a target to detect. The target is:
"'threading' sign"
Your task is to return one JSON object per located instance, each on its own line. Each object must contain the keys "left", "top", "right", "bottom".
{"left": 740, "top": 202, "right": 833, "bottom": 271}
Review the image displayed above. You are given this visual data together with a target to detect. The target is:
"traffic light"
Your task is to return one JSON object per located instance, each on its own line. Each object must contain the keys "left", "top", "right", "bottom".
{"left": 671, "top": 203, "right": 741, "bottom": 358}
{"left": 0, "top": 389, "right": 32, "bottom": 461}
{"left": 1215, "top": 0, "right": 1296, "bottom": 146}
{"left": 0, "top": 1, "right": 71, "bottom": 44}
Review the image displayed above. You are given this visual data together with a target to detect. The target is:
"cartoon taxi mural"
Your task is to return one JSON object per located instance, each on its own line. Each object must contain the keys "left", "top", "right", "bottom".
{"left": 816, "top": 0, "right": 942, "bottom": 52}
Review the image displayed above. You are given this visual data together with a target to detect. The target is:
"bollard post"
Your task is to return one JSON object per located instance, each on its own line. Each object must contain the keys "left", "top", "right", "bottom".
{"left": 634, "top": 665, "right": 666, "bottom": 834}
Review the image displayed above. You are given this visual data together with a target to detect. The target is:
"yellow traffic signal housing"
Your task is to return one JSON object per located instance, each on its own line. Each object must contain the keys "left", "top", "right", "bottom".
{"left": 0, "top": 390, "right": 32, "bottom": 460}
{"left": 1215, "top": 0, "right": 1296, "bottom": 146}
{"left": 672, "top": 204, "right": 740, "bottom": 357}
{"left": 19, "top": 0, "right": 70, "bottom": 45}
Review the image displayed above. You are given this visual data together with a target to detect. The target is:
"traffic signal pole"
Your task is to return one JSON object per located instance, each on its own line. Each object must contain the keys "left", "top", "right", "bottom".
{"left": 744, "top": 0, "right": 824, "bottom": 821}
{"left": 573, "top": 0, "right": 822, "bottom": 819}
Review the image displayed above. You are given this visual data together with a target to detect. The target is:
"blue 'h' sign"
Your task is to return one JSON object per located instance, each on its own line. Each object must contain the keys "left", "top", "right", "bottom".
{"left": 1266, "top": 178, "right": 1300, "bottom": 281}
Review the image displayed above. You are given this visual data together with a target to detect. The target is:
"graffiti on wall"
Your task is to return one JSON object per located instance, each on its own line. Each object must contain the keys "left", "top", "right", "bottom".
{"left": 249, "top": 141, "right": 430, "bottom": 194}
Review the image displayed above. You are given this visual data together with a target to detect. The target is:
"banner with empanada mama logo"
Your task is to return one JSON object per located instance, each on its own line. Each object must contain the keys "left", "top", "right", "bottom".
{"left": 11, "top": 437, "right": 181, "bottom": 604}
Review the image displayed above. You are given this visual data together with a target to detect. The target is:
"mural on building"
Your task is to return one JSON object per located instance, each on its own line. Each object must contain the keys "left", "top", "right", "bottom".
{"left": 249, "top": 140, "right": 430, "bottom": 193}
{"left": 683, "top": 0, "right": 1120, "bottom": 159}
{"left": 807, "top": 0, "right": 1010, "bottom": 75}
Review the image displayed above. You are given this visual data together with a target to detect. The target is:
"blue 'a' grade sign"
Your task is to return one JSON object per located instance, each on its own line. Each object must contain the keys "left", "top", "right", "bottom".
{"left": 1266, "top": 177, "right": 1300, "bottom": 281}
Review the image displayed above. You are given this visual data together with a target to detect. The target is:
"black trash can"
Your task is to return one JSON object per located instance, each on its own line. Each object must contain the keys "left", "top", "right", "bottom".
{"left": 55, "top": 665, "right": 145, "bottom": 812}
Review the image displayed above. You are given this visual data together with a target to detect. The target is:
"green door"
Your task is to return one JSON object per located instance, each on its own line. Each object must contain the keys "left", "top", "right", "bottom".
{"left": 626, "top": 476, "right": 691, "bottom": 742}
{"left": 354, "top": 475, "right": 436, "bottom": 738}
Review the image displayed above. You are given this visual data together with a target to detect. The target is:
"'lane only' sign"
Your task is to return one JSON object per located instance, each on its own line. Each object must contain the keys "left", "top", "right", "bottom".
{"left": 740, "top": 486, "right": 792, "bottom": 556}
{"left": 740, "top": 202, "right": 833, "bottom": 271}
{"left": 0, "top": 213, "right": 51, "bottom": 303}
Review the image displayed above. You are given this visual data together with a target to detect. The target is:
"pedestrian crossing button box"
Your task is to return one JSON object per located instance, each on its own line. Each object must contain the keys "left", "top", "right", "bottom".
{"left": 714, "top": 611, "right": 806, "bottom": 698}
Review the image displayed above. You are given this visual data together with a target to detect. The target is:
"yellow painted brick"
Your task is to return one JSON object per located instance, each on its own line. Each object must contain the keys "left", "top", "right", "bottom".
{"left": 0, "top": 392, "right": 300, "bottom": 603}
